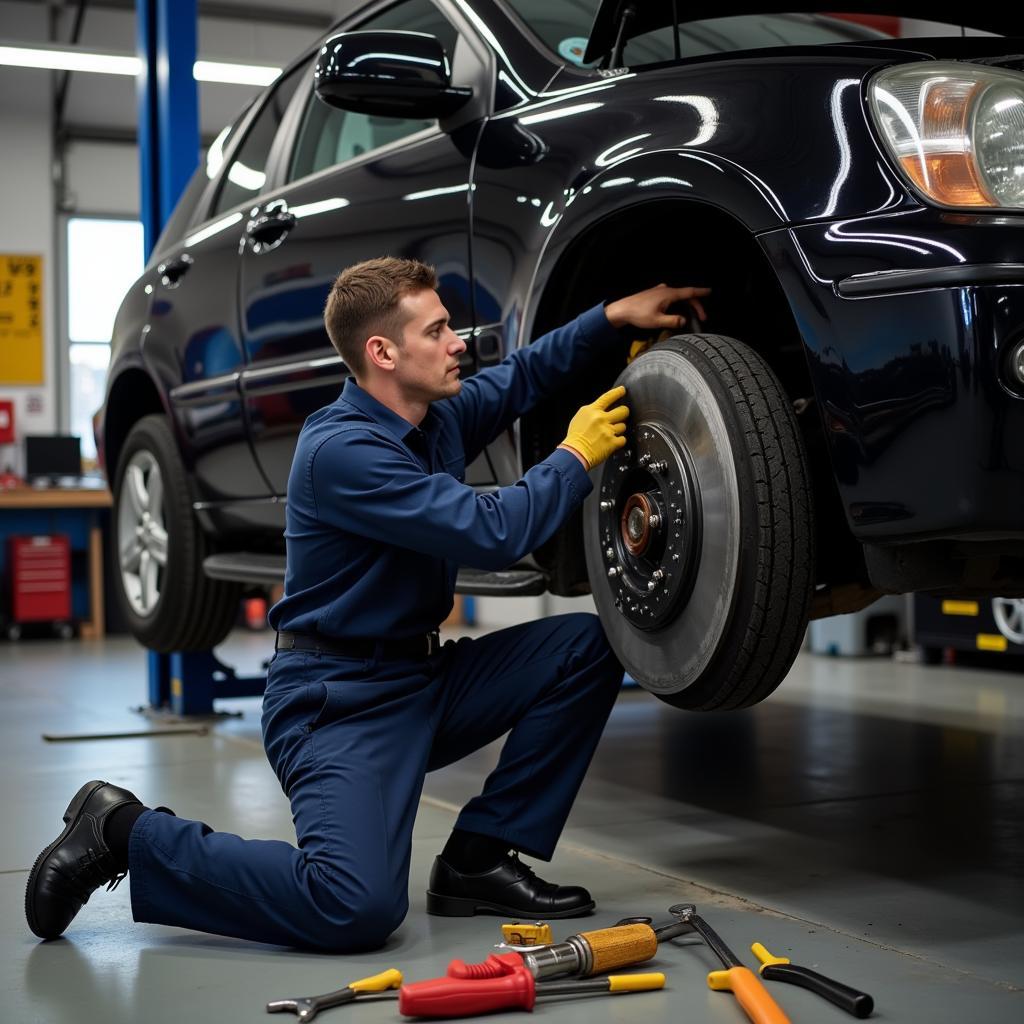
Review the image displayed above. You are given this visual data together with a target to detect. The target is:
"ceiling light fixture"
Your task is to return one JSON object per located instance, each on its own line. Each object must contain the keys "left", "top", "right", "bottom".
{"left": 0, "top": 42, "right": 280, "bottom": 86}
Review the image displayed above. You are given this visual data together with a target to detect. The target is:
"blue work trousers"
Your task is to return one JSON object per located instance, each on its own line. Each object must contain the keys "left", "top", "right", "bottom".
{"left": 128, "top": 613, "right": 623, "bottom": 950}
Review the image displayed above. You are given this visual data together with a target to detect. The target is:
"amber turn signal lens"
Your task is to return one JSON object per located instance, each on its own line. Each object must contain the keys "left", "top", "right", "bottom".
{"left": 899, "top": 153, "right": 994, "bottom": 207}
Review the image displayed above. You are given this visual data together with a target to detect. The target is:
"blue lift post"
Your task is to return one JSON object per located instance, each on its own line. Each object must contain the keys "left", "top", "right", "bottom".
{"left": 137, "top": 0, "right": 267, "bottom": 717}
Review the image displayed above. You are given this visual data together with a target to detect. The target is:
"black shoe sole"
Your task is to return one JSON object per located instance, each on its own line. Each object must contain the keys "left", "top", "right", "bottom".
{"left": 25, "top": 780, "right": 107, "bottom": 939}
{"left": 425, "top": 891, "right": 595, "bottom": 919}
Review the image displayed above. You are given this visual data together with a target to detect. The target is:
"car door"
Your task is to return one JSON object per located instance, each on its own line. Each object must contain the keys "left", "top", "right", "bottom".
{"left": 238, "top": 0, "right": 480, "bottom": 497}
{"left": 154, "top": 65, "right": 304, "bottom": 517}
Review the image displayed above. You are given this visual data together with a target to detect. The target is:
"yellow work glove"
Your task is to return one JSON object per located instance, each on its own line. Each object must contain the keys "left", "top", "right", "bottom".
{"left": 559, "top": 386, "right": 630, "bottom": 470}
{"left": 627, "top": 329, "right": 673, "bottom": 364}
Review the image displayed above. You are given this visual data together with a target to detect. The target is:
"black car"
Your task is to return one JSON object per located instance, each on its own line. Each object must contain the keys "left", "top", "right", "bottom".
{"left": 99, "top": 1, "right": 1024, "bottom": 711}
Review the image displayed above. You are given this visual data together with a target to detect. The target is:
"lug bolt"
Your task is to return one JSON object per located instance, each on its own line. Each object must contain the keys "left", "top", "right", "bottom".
{"left": 608, "top": 565, "right": 622, "bottom": 578}
{"left": 639, "top": 453, "right": 651, "bottom": 466}
{"left": 647, "top": 569, "right": 665, "bottom": 592}
{"left": 605, "top": 546, "right": 615, "bottom": 559}
{"left": 600, "top": 500, "right": 614, "bottom": 510}
{"left": 672, "top": 553, "right": 680, "bottom": 561}
{"left": 648, "top": 514, "right": 661, "bottom": 528}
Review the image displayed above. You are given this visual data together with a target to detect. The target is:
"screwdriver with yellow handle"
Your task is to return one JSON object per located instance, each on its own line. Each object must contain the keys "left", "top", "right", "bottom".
{"left": 752, "top": 942, "right": 874, "bottom": 1018}
{"left": 669, "top": 904, "right": 791, "bottom": 1024}
{"left": 266, "top": 968, "right": 403, "bottom": 1022}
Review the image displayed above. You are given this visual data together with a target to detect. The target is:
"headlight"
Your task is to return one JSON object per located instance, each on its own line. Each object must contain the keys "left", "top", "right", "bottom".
{"left": 868, "top": 61, "right": 1024, "bottom": 210}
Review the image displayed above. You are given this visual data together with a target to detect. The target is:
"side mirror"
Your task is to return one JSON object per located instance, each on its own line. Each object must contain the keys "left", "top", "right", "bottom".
{"left": 314, "top": 30, "right": 472, "bottom": 119}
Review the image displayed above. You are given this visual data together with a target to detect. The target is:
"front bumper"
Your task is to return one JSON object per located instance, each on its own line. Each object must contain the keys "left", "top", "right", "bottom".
{"left": 762, "top": 210, "right": 1024, "bottom": 544}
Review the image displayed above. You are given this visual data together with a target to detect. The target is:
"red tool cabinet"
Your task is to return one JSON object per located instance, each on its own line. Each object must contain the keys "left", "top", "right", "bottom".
{"left": 7, "top": 534, "right": 72, "bottom": 624}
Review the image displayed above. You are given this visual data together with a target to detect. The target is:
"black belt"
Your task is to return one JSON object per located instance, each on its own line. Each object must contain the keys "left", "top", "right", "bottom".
{"left": 275, "top": 630, "right": 441, "bottom": 660}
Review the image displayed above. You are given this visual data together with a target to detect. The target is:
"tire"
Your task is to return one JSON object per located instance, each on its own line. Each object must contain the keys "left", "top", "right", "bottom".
{"left": 584, "top": 334, "right": 814, "bottom": 710}
{"left": 112, "top": 414, "right": 241, "bottom": 653}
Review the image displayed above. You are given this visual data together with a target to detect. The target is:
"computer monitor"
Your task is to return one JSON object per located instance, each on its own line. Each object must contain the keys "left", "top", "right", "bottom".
{"left": 25, "top": 435, "right": 82, "bottom": 482}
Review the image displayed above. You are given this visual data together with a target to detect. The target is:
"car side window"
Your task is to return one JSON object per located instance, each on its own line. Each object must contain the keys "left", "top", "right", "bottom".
{"left": 287, "top": 0, "right": 459, "bottom": 183}
{"left": 212, "top": 66, "right": 305, "bottom": 216}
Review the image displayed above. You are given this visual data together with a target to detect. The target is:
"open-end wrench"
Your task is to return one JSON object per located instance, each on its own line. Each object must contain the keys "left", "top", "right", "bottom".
{"left": 266, "top": 968, "right": 402, "bottom": 1022}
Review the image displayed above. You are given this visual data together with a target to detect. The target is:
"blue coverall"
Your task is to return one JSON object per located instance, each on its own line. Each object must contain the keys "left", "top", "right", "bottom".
{"left": 127, "top": 304, "right": 626, "bottom": 949}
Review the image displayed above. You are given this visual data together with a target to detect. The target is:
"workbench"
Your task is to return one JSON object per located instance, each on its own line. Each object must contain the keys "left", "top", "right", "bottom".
{"left": 0, "top": 486, "right": 112, "bottom": 638}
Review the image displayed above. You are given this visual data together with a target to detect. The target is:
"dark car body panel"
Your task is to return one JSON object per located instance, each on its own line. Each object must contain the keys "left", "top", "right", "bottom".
{"left": 98, "top": 0, "right": 1024, "bottom": 586}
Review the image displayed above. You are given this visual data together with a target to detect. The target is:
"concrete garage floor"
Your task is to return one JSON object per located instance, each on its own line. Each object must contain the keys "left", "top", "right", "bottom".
{"left": 4, "top": 629, "right": 1022, "bottom": 1022}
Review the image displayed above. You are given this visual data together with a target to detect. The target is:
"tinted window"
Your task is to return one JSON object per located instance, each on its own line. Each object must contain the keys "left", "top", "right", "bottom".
{"left": 212, "top": 67, "right": 304, "bottom": 215}
{"left": 500, "top": 3, "right": 996, "bottom": 67}
{"left": 288, "top": 0, "right": 458, "bottom": 182}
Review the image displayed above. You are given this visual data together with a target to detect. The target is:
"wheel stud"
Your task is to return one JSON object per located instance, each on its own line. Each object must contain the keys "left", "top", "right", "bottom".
{"left": 600, "top": 500, "right": 614, "bottom": 510}
{"left": 648, "top": 514, "right": 661, "bottom": 528}
{"left": 605, "top": 546, "right": 615, "bottom": 559}
{"left": 608, "top": 565, "right": 622, "bottom": 578}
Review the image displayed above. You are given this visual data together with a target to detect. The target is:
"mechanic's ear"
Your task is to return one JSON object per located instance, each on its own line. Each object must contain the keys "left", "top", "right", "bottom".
{"left": 365, "top": 334, "right": 397, "bottom": 373}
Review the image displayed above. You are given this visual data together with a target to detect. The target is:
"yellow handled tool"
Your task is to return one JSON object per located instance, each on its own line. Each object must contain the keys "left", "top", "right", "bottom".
{"left": 752, "top": 942, "right": 875, "bottom": 1018}
{"left": 666, "top": 904, "right": 790, "bottom": 1024}
{"left": 708, "top": 967, "right": 790, "bottom": 1024}
{"left": 267, "top": 968, "right": 403, "bottom": 1022}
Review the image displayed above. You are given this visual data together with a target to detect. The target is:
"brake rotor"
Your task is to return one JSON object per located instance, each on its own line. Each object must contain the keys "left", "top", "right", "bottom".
{"left": 583, "top": 341, "right": 742, "bottom": 696}
{"left": 597, "top": 423, "right": 701, "bottom": 631}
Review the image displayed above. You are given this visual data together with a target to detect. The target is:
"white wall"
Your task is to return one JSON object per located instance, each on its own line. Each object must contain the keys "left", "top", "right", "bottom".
{"left": 0, "top": 54, "right": 57, "bottom": 468}
{"left": 63, "top": 141, "right": 140, "bottom": 216}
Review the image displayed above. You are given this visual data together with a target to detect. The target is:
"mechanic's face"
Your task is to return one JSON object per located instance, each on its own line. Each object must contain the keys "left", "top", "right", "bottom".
{"left": 393, "top": 289, "right": 466, "bottom": 402}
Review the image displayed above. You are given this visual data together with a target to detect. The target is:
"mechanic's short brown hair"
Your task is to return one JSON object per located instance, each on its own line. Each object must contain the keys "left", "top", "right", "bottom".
{"left": 323, "top": 256, "right": 438, "bottom": 377}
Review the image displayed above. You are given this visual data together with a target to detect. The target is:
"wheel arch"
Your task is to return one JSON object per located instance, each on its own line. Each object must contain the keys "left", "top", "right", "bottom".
{"left": 102, "top": 366, "right": 168, "bottom": 483}
{"left": 519, "top": 194, "right": 858, "bottom": 593}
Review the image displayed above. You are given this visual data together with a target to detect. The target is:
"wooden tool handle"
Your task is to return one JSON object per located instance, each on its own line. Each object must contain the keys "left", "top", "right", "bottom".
{"left": 580, "top": 923, "right": 658, "bottom": 975}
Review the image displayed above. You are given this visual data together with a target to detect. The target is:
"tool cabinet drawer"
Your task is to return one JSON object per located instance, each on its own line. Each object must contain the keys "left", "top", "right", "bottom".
{"left": 7, "top": 534, "right": 72, "bottom": 623}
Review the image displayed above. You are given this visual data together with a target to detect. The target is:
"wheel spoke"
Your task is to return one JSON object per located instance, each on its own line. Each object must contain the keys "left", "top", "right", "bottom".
{"left": 125, "top": 464, "right": 148, "bottom": 521}
{"left": 149, "top": 525, "right": 168, "bottom": 566}
{"left": 120, "top": 538, "right": 143, "bottom": 574}
{"left": 1009, "top": 603, "right": 1024, "bottom": 633}
{"left": 147, "top": 463, "right": 164, "bottom": 519}
{"left": 140, "top": 551, "right": 159, "bottom": 613}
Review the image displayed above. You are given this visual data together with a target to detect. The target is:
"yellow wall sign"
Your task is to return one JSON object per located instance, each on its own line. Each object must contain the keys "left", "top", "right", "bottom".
{"left": 0, "top": 254, "right": 44, "bottom": 385}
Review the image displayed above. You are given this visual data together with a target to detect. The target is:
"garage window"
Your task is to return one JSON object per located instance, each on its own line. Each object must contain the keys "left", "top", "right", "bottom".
{"left": 66, "top": 217, "right": 144, "bottom": 463}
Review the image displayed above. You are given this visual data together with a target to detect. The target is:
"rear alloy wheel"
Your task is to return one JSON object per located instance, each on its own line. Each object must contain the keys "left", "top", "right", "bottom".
{"left": 112, "top": 414, "right": 241, "bottom": 653}
{"left": 584, "top": 335, "right": 814, "bottom": 710}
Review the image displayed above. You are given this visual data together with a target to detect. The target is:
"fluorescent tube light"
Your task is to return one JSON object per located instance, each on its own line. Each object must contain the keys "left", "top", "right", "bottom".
{"left": 0, "top": 41, "right": 280, "bottom": 86}
{"left": 0, "top": 44, "right": 140, "bottom": 75}
{"left": 193, "top": 60, "right": 279, "bottom": 86}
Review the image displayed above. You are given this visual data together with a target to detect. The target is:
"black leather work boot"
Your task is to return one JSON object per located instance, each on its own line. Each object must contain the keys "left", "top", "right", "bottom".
{"left": 426, "top": 852, "right": 595, "bottom": 918}
{"left": 25, "top": 780, "right": 143, "bottom": 939}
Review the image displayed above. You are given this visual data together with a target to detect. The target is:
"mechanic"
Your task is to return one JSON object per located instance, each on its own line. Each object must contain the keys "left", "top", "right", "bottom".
{"left": 26, "top": 257, "right": 708, "bottom": 951}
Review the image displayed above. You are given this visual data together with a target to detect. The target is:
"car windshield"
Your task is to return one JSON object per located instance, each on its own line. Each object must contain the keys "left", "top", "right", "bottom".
{"left": 501, "top": 3, "right": 999, "bottom": 68}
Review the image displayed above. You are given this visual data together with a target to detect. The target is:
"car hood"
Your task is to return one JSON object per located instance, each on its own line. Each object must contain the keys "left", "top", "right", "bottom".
{"left": 584, "top": 2, "right": 1024, "bottom": 63}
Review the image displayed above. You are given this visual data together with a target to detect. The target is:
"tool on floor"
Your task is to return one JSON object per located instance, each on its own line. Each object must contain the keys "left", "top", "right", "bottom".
{"left": 399, "top": 965, "right": 665, "bottom": 1018}
{"left": 266, "top": 968, "right": 402, "bottom": 1022}
{"left": 448, "top": 922, "right": 659, "bottom": 980}
{"left": 668, "top": 904, "right": 791, "bottom": 1024}
{"left": 498, "top": 921, "right": 553, "bottom": 950}
{"left": 752, "top": 942, "right": 874, "bottom": 1018}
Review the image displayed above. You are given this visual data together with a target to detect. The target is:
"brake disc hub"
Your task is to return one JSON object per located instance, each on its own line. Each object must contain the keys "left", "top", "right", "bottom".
{"left": 597, "top": 423, "right": 701, "bottom": 630}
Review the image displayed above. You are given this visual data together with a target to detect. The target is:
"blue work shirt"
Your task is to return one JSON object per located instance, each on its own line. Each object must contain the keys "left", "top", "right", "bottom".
{"left": 268, "top": 303, "right": 625, "bottom": 640}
